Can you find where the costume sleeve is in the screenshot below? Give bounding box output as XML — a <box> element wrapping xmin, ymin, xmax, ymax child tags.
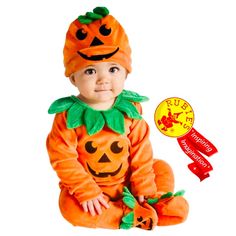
<box><xmin>128</xmin><ymin>103</ymin><xmax>157</xmax><ymax>198</ymax></box>
<box><xmin>46</xmin><ymin>112</ymin><xmax>102</xmax><ymax>203</ymax></box>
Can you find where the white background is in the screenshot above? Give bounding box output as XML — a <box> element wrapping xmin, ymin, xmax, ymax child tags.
<box><xmin>0</xmin><ymin>0</ymin><xmax>236</xmax><ymax>235</ymax></box>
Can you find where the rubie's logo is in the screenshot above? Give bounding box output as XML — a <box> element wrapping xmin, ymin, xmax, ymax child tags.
<box><xmin>154</xmin><ymin>97</ymin><xmax>218</xmax><ymax>181</ymax></box>
<box><xmin>154</xmin><ymin>97</ymin><xmax>194</xmax><ymax>138</ymax></box>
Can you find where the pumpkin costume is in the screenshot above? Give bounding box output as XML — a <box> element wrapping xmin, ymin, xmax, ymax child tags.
<box><xmin>46</xmin><ymin>7</ymin><xmax>189</xmax><ymax>230</ymax></box>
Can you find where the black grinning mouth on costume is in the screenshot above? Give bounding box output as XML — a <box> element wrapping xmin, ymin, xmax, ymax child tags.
<box><xmin>87</xmin><ymin>163</ymin><xmax>122</xmax><ymax>177</ymax></box>
<box><xmin>77</xmin><ymin>47</ymin><xmax>119</xmax><ymax>61</ymax></box>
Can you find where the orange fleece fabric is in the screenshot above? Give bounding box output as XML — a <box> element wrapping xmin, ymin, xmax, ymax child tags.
<box><xmin>47</xmin><ymin>103</ymin><xmax>157</xmax><ymax>203</ymax></box>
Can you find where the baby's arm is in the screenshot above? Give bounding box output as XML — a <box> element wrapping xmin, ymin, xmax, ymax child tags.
<box><xmin>47</xmin><ymin>112</ymin><xmax>102</xmax><ymax>204</ymax></box>
<box><xmin>128</xmin><ymin>103</ymin><xmax>157</xmax><ymax>199</ymax></box>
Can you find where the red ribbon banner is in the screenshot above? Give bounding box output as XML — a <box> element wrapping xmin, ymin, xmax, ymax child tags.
<box><xmin>177</xmin><ymin>128</ymin><xmax>218</xmax><ymax>181</ymax></box>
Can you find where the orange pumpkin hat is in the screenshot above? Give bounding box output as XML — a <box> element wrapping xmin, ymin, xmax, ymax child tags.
<box><xmin>63</xmin><ymin>6</ymin><xmax>132</xmax><ymax>77</ymax></box>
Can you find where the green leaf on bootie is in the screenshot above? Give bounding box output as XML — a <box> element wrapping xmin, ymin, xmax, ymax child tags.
<box><xmin>147</xmin><ymin>198</ymin><xmax>159</xmax><ymax>205</ymax></box>
<box><xmin>122</xmin><ymin>212</ymin><xmax>134</xmax><ymax>224</ymax></box>
<box><xmin>174</xmin><ymin>190</ymin><xmax>185</xmax><ymax>197</ymax></box>
<box><xmin>122</xmin><ymin>187</ymin><xmax>136</xmax><ymax>209</ymax></box>
<box><xmin>160</xmin><ymin>192</ymin><xmax>173</xmax><ymax>199</ymax></box>
<box><xmin>120</xmin><ymin>211</ymin><xmax>134</xmax><ymax>229</ymax></box>
<box><xmin>120</xmin><ymin>221</ymin><xmax>133</xmax><ymax>230</ymax></box>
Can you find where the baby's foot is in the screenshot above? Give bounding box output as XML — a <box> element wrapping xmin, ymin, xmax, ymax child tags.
<box><xmin>120</xmin><ymin>187</ymin><xmax>158</xmax><ymax>230</ymax></box>
<box><xmin>147</xmin><ymin>190</ymin><xmax>189</xmax><ymax>226</ymax></box>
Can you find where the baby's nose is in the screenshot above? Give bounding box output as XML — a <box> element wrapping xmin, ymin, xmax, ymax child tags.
<box><xmin>97</xmin><ymin>75</ymin><xmax>110</xmax><ymax>84</ymax></box>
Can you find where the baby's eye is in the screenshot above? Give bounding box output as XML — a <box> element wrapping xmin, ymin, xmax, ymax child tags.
<box><xmin>84</xmin><ymin>68</ymin><xmax>96</xmax><ymax>75</ymax></box>
<box><xmin>109</xmin><ymin>66</ymin><xmax>119</xmax><ymax>73</ymax></box>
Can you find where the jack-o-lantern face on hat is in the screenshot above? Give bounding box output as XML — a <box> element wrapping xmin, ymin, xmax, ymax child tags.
<box><xmin>75</xmin><ymin>21</ymin><xmax>120</xmax><ymax>61</ymax></box>
<box><xmin>63</xmin><ymin>8</ymin><xmax>132</xmax><ymax>77</ymax></box>
<box><xmin>83</xmin><ymin>137</ymin><xmax>129</xmax><ymax>180</ymax></box>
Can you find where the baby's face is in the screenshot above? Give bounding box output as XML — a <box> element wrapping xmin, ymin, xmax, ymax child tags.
<box><xmin>70</xmin><ymin>62</ymin><xmax>127</xmax><ymax>106</ymax></box>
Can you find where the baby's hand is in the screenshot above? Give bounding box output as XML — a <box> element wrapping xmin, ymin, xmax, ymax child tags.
<box><xmin>81</xmin><ymin>194</ymin><xmax>110</xmax><ymax>216</ymax></box>
<box><xmin>138</xmin><ymin>195</ymin><xmax>145</xmax><ymax>203</ymax></box>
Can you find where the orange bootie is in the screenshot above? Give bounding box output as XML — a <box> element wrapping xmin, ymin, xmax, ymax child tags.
<box><xmin>148</xmin><ymin>190</ymin><xmax>189</xmax><ymax>226</ymax></box>
<box><xmin>120</xmin><ymin>187</ymin><xmax>158</xmax><ymax>230</ymax></box>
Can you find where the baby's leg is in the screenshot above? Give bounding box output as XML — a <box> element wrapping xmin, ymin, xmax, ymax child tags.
<box><xmin>59</xmin><ymin>187</ymin><xmax>158</xmax><ymax>230</ymax></box>
<box><xmin>153</xmin><ymin>159</ymin><xmax>174</xmax><ymax>193</ymax></box>
<box><xmin>59</xmin><ymin>188</ymin><xmax>123</xmax><ymax>229</ymax></box>
<box><xmin>152</xmin><ymin>159</ymin><xmax>189</xmax><ymax>225</ymax></box>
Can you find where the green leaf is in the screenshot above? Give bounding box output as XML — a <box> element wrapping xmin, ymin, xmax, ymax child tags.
<box><xmin>67</xmin><ymin>103</ymin><xmax>85</xmax><ymax>128</ymax></box>
<box><xmin>116</xmin><ymin>100</ymin><xmax>142</xmax><ymax>119</ymax></box>
<box><xmin>121</xmin><ymin>90</ymin><xmax>149</xmax><ymax>103</ymax></box>
<box><xmin>122</xmin><ymin>187</ymin><xmax>136</xmax><ymax>209</ymax></box>
<box><xmin>77</xmin><ymin>15</ymin><xmax>93</xmax><ymax>24</ymax></box>
<box><xmin>147</xmin><ymin>198</ymin><xmax>159</xmax><ymax>205</ymax></box>
<box><xmin>84</xmin><ymin>109</ymin><xmax>105</xmax><ymax>135</ymax></box>
<box><xmin>174</xmin><ymin>190</ymin><xmax>185</xmax><ymax>197</ymax></box>
<box><xmin>123</xmin><ymin>196</ymin><xmax>136</xmax><ymax>209</ymax></box>
<box><xmin>93</xmin><ymin>6</ymin><xmax>109</xmax><ymax>16</ymax></box>
<box><xmin>86</xmin><ymin>12</ymin><xmax>103</xmax><ymax>20</ymax></box>
<box><xmin>123</xmin><ymin>187</ymin><xmax>133</xmax><ymax>195</ymax></box>
<box><xmin>120</xmin><ymin>222</ymin><xmax>133</xmax><ymax>230</ymax></box>
<box><xmin>48</xmin><ymin>97</ymin><xmax>74</xmax><ymax>114</ymax></box>
<box><xmin>160</xmin><ymin>192</ymin><xmax>173</xmax><ymax>199</ymax></box>
<box><xmin>122</xmin><ymin>212</ymin><xmax>134</xmax><ymax>224</ymax></box>
<box><xmin>103</xmin><ymin>109</ymin><xmax>125</xmax><ymax>134</ymax></box>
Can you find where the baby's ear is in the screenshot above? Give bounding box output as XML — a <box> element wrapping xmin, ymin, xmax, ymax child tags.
<box><xmin>125</xmin><ymin>70</ymin><xmax>128</xmax><ymax>79</ymax></box>
<box><xmin>69</xmin><ymin>74</ymin><xmax>76</xmax><ymax>86</ymax></box>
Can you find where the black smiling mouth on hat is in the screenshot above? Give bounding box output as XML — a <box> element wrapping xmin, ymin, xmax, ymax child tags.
<box><xmin>77</xmin><ymin>47</ymin><xmax>119</xmax><ymax>61</ymax></box>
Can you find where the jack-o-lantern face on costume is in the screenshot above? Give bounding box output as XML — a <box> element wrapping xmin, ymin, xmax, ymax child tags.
<box><xmin>83</xmin><ymin>137</ymin><xmax>129</xmax><ymax>180</ymax></box>
<box><xmin>136</xmin><ymin>216</ymin><xmax>153</xmax><ymax>230</ymax></box>
<box><xmin>63</xmin><ymin>9</ymin><xmax>131</xmax><ymax>77</ymax></box>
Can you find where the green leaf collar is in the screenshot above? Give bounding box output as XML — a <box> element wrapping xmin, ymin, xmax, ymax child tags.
<box><xmin>48</xmin><ymin>90</ymin><xmax>149</xmax><ymax>136</ymax></box>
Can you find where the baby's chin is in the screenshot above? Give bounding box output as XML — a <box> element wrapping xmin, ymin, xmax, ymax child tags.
<box><xmin>94</xmin><ymin>91</ymin><xmax>114</xmax><ymax>100</ymax></box>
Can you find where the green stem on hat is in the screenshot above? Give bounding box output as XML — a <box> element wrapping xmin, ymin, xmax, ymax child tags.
<box><xmin>78</xmin><ymin>6</ymin><xmax>109</xmax><ymax>24</ymax></box>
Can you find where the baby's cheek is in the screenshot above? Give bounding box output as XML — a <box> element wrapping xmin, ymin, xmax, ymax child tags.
<box><xmin>113</xmin><ymin>81</ymin><xmax>125</xmax><ymax>94</ymax></box>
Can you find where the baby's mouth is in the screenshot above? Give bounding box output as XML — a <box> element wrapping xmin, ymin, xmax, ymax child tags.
<box><xmin>95</xmin><ymin>89</ymin><xmax>112</xmax><ymax>92</ymax></box>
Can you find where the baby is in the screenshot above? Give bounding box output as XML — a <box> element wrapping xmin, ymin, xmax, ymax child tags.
<box><xmin>46</xmin><ymin>6</ymin><xmax>189</xmax><ymax>230</ymax></box>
